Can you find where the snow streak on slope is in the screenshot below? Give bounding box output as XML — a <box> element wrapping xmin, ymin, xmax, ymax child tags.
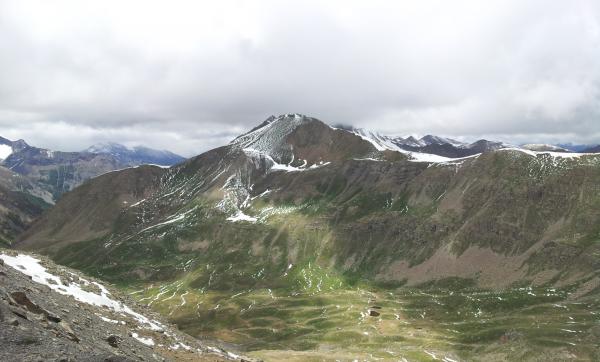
<box><xmin>230</xmin><ymin>113</ymin><xmax>313</xmax><ymax>163</ymax></box>
<box><xmin>0</xmin><ymin>253</ymin><xmax>164</xmax><ymax>331</ymax></box>
<box><xmin>499</xmin><ymin>148</ymin><xmax>593</xmax><ymax>159</ymax></box>
<box><xmin>227</xmin><ymin>211</ymin><xmax>257</xmax><ymax>223</ymax></box>
<box><xmin>351</xmin><ymin>128</ymin><xmax>401</xmax><ymax>152</ymax></box>
<box><xmin>242</xmin><ymin>148</ymin><xmax>330</xmax><ymax>173</ymax></box>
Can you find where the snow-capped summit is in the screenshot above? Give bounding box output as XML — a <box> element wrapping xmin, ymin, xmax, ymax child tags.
<box><xmin>85</xmin><ymin>142</ymin><xmax>130</xmax><ymax>155</ymax></box>
<box><xmin>230</xmin><ymin>114</ymin><xmax>317</xmax><ymax>163</ymax></box>
<box><xmin>419</xmin><ymin>135</ymin><xmax>467</xmax><ymax>148</ymax></box>
<box><xmin>401</xmin><ymin>136</ymin><xmax>426</xmax><ymax>148</ymax></box>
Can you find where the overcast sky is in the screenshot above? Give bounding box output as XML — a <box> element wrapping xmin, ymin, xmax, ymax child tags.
<box><xmin>1</xmin><ymin>0</ymin><xmax>600</xmax><ymax>156</ymax></box>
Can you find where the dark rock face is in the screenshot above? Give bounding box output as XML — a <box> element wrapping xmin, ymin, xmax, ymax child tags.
<box><xmin>368</xmin><ymin>310</ymin><xmax>380</xmax><ymax>317</ymax></box>
<box><xmin>9</xmin><ymin>291</ymin><xmax>46</xmax><ymax>315</ymax></box>
<box><xmin>0</xmin><ymin>167</ymin><xmax>51</xmax><ymax>247</ymax></box>
<box><xmin>106</xmin><ymin>335</ymin><xmax>120</xmax><ymax>348</ymax></box>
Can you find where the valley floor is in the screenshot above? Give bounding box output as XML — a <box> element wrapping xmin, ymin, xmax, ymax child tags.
<box><xmin>129</xmin><ymin>282</ymin><xmax>600</xmax><ymax>361</ymax></box>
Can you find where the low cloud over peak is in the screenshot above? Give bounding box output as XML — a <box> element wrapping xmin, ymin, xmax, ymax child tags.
<box><xmin>1</xmin><ymin>0</ymin><xmax>600</xmax><ymax>156</ymax></box>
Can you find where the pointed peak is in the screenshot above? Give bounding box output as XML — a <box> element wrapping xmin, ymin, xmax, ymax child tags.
<box><xmin>232</xmin><ymin>114</ymin><xmax>317</xmax><ymax>148</ymax></box>
<box><xmin>12</xmin><ymin>139</ymin><xmax>30</xmax><ymax>151</ymax></box>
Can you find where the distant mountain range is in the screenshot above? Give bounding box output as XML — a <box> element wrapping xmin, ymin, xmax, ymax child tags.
<box><xmin>0</xmin><ymin>137</ymin><xmax>185</xmax><ymax>200</ymax></box>
<box><xmin>583</xmin><ymin>145</ymin><xmax>600</xmax><ymax>153</ymax></box>
<box><xmin>351</xmin><ymin>128</ymin><xmax>509</xmax><ymax>160</ymax></box>
<box><xmin>84</xmin><ymin>142</ymin><xmax>185</xmax><ymax>166</ymax></box>
<box><xmin>0</xmin><ymin>137</ymin><xmax>184</xmax><ymax>246</ymax></box>
<box><xmin>351</xmin><ymin>129</ymin><xmax>600</xmax><ymax>159</ymax></box>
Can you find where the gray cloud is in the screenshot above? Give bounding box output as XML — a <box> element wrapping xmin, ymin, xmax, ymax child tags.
<box><xmin>1</xmin><ymin>0</ymin><xmax>600</xmax><ymax>156</ymax></box>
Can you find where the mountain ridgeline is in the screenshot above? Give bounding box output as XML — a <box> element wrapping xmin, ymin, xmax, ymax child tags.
<box><xmin>0</xmin><ymin>138</ymin><xmax>185</xmax><ymax>246</ymax></box>
<box><xmin>18</xmin><ymin>114</ymin><xmax>600</xmax><ymax>288</ymax></box>
<box><xmin>0</xmin><ymin>137</ymin><xmax>184</xmax><ymax>202</ymax></box>
<box><xmin>14</xmin><ymin>114</ymin><xmax>600</xmax><ymax>360</ymax></box>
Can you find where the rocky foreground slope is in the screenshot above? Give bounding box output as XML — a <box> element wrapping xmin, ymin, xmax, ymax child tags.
<box><xmin>0</xmin><ymin>249</ymin><xmax>250</xmax><ymax>361</ymax></box>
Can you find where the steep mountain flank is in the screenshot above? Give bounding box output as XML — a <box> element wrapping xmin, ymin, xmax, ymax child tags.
<box><xmin>0</xmin><ymin>166</ymin><xmax>53</xmax><ymax>246</ymax></box>
<box><xmin>18</xmin><ymin>165</ymin><xmax>167</xmax><ymax>251</ymax></box>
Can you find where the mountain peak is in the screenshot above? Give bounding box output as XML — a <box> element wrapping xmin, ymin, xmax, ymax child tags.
<box><xmin>230</xmin><ymin>114</ymin><xmax>317</xmax><ymax>153</ymax></box>
<box><xmin>233</xmin><ymin>114</ymin><xmax>313</xmax><ymax>142</ymax></box>
<box><xmin>420</xmin><ymin>135</ymin><xmax>466</xmax><ymax>147</ymax></box>
<box><xmin>0</xmin><ymin>137</ymin><xmax>30</xmax><ymax>160</ymax></box>
<box><xmin>231</xmin><ymin>114</ymin><xmax>377</xmax><ymax>166</ymax></box>
<box><xmin>84</xmin><ymin>142</ymin><xmax>185</xmax><ymax>166</ymax></box>
<box><xmin>85</xmin><ymin>142</ymin><xmax>130</xmax><ymax>154</ymax></box>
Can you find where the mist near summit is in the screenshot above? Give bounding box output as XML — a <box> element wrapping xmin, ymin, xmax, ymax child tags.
<box><xmin>1</xmin><ymin>0</ymin><xmax>599</xmax><ymax>154</ymax></box>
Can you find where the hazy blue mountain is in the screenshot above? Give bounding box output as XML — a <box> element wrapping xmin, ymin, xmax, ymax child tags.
<box><xmin>85</xmin><ymin>142</ymin><xmax>185</xmax><ymax>166</ymax></box>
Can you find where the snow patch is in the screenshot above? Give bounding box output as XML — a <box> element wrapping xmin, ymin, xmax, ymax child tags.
<box><xmin>129</xmin><ymin>198</ymin><xmax>146</xmax><ymax>207</ymax></box>
<box><xmin>243</xmin><ymin>147</ymin><xmax>330</xmax><ymax>172</ymax></box>
<box><xmin>132</xmin><ymin>332</ymin><xmax>155</xmax><ymax>346</ymax></box>
<box><xmin>0</xmin><ymin>144</ymin><xmax>12</xmax><ymax>160</ymax></box>
<box><xmin>0</xmin><ymin>253</ymin><xmax>165</xmax><ymax>331</ymax></box>
<box><xmin>226</xmin><ymin>211</ymin><xmax>257</xmax><ymax>223</ymax></box>
<box><xmin>499</xmin><ymin>148</ymin><xmax>592</xmax><ymax>159</ymax></box>
<box><xmin>139</xmin><ymin>206</ymin><xmax>197</xmax><ymax>233</ymax></box>
<box><xmin>98</xmin><ymin>315</ymin><xmax>125</xmax><ymax>325</ymax></box>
